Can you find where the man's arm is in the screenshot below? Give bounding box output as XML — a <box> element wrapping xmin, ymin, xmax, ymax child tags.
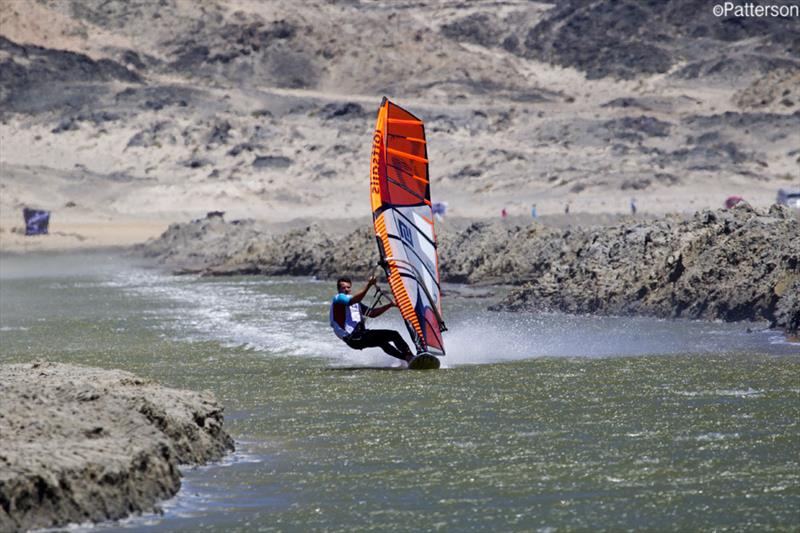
<box><xmin>349</xmin><ymin>275</ymin><xmax>376</xmax><ymax>305</ymax></box>
<box><xmin>365</xmin><ymin>302</ymin><xmax>395</xmax><ymax>318</ymax></box>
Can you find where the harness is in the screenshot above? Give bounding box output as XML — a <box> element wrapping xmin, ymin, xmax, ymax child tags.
<box><xmin>347</xmin><ymin>285</ymin><xmax>392</xmax><ymax>341</ymax></box>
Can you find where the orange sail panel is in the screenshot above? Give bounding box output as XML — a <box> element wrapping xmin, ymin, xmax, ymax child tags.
<box><xmin>370</xmin><ymin>98</ymin><xmax>446</xmax><ymax>356</ymax></box>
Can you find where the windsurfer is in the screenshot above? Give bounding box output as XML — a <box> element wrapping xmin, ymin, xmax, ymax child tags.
<box><xmin>330</xmin><ymin>275</ymin><xmax>414</xmax><ymax>362</ymax></box>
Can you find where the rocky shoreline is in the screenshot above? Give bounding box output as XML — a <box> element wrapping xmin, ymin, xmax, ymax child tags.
<box><xmin>137</xmin><ymin>204</ymin><xmax>799</xmax><ymax>335</ymax></box>
<box><xmin>0</xmin><ymin>362</ymin><xmax>234</xmax><ymax>532</ymax></box>
<box><xmin>489</xmin><ymin>205</ymin><xmax>800</xmax><ymax>333</ymax></box>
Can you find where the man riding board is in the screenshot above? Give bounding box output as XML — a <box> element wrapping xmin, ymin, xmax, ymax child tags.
<box><xmin>330</xmin><ymin>275</ymin><xmax>414</xmax><ymax>363</ymax></box>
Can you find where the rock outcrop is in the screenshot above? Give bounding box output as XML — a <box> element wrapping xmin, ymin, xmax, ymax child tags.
<box><xmin>522</xmin><ymin>0</ymin><xmax>800</xmax><ymax>81</ymax></box>
<box><xmin>0</xmin><ymin>362</ymin><xmax>235</xmax><ymax>532</ymax></box>
<box><xmin>491</xmin><ymin>204</ymin><xmax>800</xmax><ymax>333</ymax></box>
<box><xmin>136</xmin><ymin>205</ymin><xmax>800</xmax><ymax>333</ymax></box>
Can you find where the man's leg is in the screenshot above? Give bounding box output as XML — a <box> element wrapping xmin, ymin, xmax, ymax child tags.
<box><xmin>346</xmin><ymin>329</ymin><xmax>411</xmax><ymax>361</ymax></box>
<box><xmin>382</xmin><ymin>329</ymin><xmax>413</xmax><ymax>358</ymax></box>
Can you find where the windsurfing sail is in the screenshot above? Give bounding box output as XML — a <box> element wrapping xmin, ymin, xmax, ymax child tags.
<box><xmin>370</xmin><ymin>97</ymin><xmax>446</xmax><ymax>356</ymax></box>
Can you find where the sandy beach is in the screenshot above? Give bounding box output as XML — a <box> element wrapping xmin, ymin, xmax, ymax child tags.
<box><xmin>2</xmin><ymin>0</ymin><xmax>798</xmax><ymax>255</ymax></box>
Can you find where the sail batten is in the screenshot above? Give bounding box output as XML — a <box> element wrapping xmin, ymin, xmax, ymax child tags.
<box><xmin>386</xmin><ymin>163</ymin><xmax>429</xmax><ymax>184</ymax></box>
<box><xmin>370</xmin><ymin>98</ymin><xmax>446</xmax><ymax>356</ymax></box>
<box><xmin>384</xmin><ymin>177</ymin><xmax>428</xmax><ymax>204</ymax></box>
<box><xmin>387</xmin><ymin>147</ymin><xmax>429</xmax><ymax>163</ymax></box>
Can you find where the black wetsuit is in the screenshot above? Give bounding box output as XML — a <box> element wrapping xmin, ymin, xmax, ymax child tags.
<box><xmin>344</xmin><ymin>328</ymin><xmax>412</xmax><ymax>361</ymax></box>
<box><xmin>331</xmin><ymin>293</ymin><xmax>412</xmax><ymax>360</ymax></box>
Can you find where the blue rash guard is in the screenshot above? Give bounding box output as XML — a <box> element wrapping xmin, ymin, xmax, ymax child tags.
<box><xmin>330</xmin><ymin>293</ymin><xmax>367</xmax><ymax>340</ymax></box>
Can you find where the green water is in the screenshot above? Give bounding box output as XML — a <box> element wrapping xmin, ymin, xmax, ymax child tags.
<box><xmin>1</xmin><ymin>252</ymin><xmax>798</xmax><ymax>532</ymax></box>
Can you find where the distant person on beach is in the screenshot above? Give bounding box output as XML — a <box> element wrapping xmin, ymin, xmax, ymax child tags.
<box><xmin>724</xmin><ymin>195</ymin><xmax>744</xmax><ymax>209</ymax></box>
<box><xmin>531</xmin><ymin>204</ymin><xmax>538</xmax><ymax>219</ymax></box>
<box><xmin>330</xmin><ymin>275</ymin><xmax>413</xmax><ymax>362</ymax></box>
<box><xmin>501</xmin><ymin>208</ymin><xmax>508</xmax><ymax>219</ymax></box>
<box><xmin>564</xmin><ymin>203</ymin><xmax>570</xmax><ymax>215</ymax></box>
<box><xmin>630</xmin><ymin>198</ymin><xmax>637</xmax><ymax>215</ymax></box>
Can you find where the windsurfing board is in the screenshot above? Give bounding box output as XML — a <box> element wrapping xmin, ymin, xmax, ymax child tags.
<box><xmin>408</xmin><ymin>353</ymin><xmax>441</xmax><ymax>370</ymax></box>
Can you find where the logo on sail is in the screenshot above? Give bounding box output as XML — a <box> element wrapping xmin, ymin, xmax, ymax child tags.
<box><xmin>398</xmin><ymin>220</ymin><xmax>414</xmax><ymax>246</ymax></box>
<box><xmin>370</xmin><ymin>131</ymin><xmax>382</xmax><ymax>194</ymax></box>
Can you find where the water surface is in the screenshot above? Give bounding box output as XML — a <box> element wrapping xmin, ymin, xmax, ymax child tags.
<box><xmin>1</xmin><ymin>252</ymin><xmax>798</xmax><ymax>532</ymax></box>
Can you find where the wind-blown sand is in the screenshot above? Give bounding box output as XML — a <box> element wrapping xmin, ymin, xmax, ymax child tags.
<box><xmin>0</xmin><ymin>362</ymin><xmax>234</xmax><ymax>532</ymax></box>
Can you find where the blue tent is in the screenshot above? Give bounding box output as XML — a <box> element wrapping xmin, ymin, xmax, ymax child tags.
<box><xmin>23</xmin><ymin>208</ymin><xmax>50</xmax><ymax>235</ymax></box>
